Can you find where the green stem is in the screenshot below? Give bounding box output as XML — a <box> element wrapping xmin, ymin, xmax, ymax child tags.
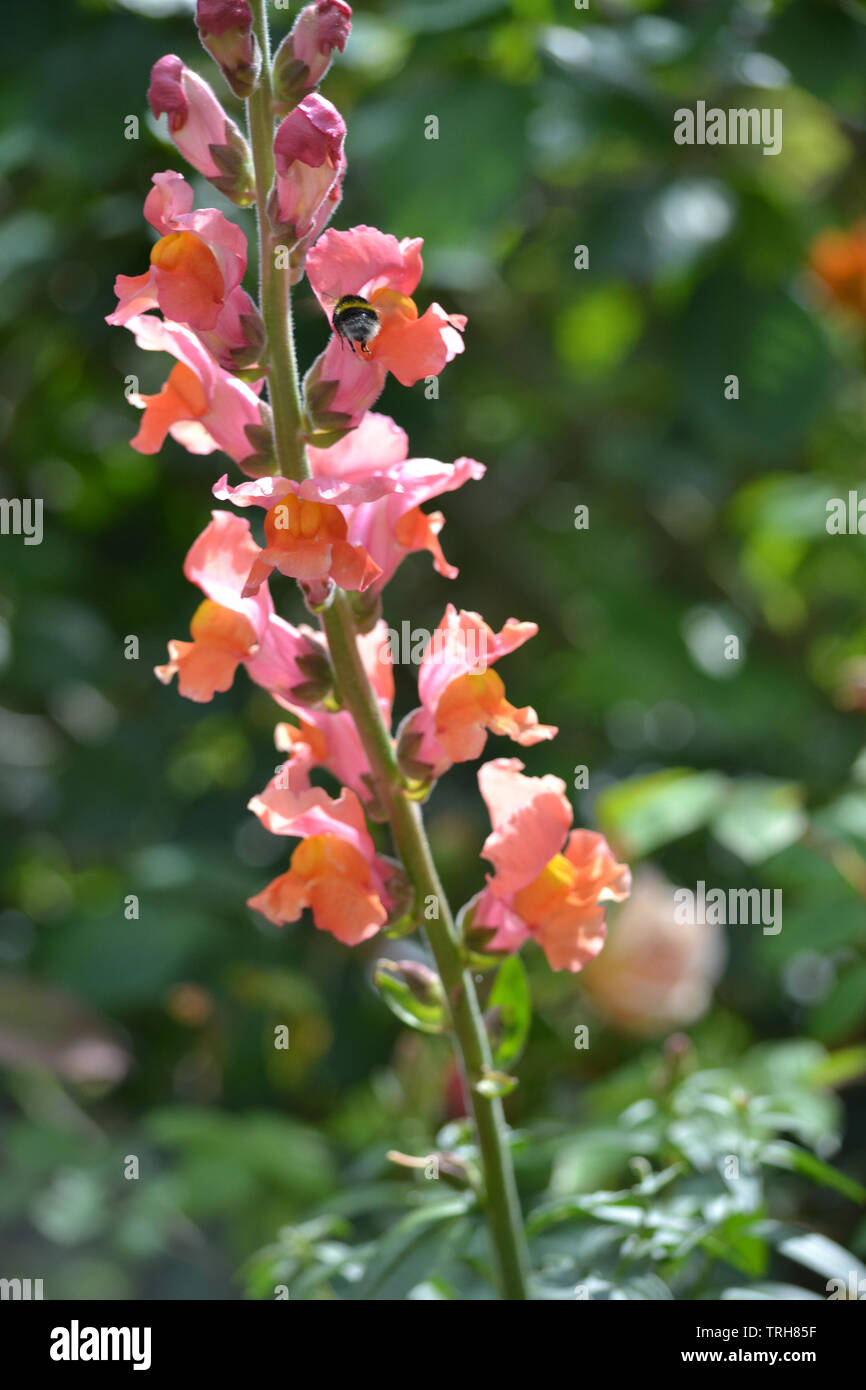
<box><xmin>247</xmin><ymin>0</ymin><xmax>307</xmax><ymax>483</ymax></box>
<box><xmin>322</xmin><ymin>592</ymin><xmax>531</xmax><ymax>1299</ymax></box>
<box><xmin>243</xmin><ymin>1</ymin><xmax>530</xmax><ymax>1300</ymax></box>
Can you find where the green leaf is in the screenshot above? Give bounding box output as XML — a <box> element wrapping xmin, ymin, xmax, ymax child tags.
<box><xmin>700</xmin><ymin>1211</ymin><xmax>768</xmax><ymax>1278</ymax></box>
<box><xmin>809</xmin><ymin>962</ymin><xmax>866</xmax><ymax>1045</ymax></box>
<box><xmin>711</xmin><ymin>779</ymin><xmax>807</xmax><ymax>864</ymax></box>
<box><xmin>487</xmin><ymin>956</ymin><xmax>531</xmax><ymax>1069</ymax></box>
<box><xmin>720</xmin><ymin>1283</ymin><xmax>823</xmax><ymax>1301</ymax></box>
<box><xmin>406</xmin><ymin>1277</ymin><xmax>458</xmax><ymax>1300</ymax></box>
<box><xmin>809</xmin><ymin>1045</ymin><xmax>866</xmax><ymax>1089</ymax></box>
<box><xmin>527</xmin><ymin>1195</ymin><xmax>645</xmax><ymax>1237</ymax></box>
<box><xmin>761</xmin><ymin>1222</ymin><xmax>866</xmax><ymax>1284</ymax></box>
<box><xmin>353</xmin><ymin>1196</ymin><xmax>475</xmax><ymax>1301</ymax></box>
<box><xmin>762</xmin><ymin>1141</ymin><xmax>866</xmax><ymax>1205</ymax></box>
<box><xmin>596</xmin><ymin>768</ymin><xmax>728</xmax><ymax>857</ymax></box>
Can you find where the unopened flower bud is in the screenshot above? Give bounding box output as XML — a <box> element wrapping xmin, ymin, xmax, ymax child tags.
<box><xmin>196</xmin><ymin>0</ymin><xmax>261</xmax><ymax>99</ymax></box>
<box><xmin>386</xmin><ymin>1148</ymin><xmax>477</xmax><ymax>1191</ymax></box>
<box><xmin>374</xmin><ymin>959</ymin><xmax>445</xmax><ymax>1032</ymax></box>
<box><xmin>269</xmin><ymin>95</ymin><xmax>346</xmax><ymax>246</ymax></box>
<box><xmin>148</xmin><ymin>56</ymin><xmax>255</xmax><ymax>207</ymax></box>
<box><xmin>273</xmin><ymin>0</ymin><xmax>352</xmax><ymax>112</ymax></box>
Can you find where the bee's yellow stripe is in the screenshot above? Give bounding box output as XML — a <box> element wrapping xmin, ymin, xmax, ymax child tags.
<box><xmin>335</xmin><ymin>297</ymin><xmax>373</xmax><ymax>312</ymax></box>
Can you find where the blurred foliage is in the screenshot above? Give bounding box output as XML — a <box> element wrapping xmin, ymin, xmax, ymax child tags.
<box><xmin>2</xmin><ymin>0</ymin><xmax>866</xmax><ymax>1298</ymax></box>
<box><xmin>244</xmin><ymin>1038</ymin><xmax>866</xmax><ymax>1299</ymax></box>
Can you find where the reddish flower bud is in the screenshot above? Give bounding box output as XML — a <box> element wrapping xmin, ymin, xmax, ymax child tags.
<box><xmin>196</xmin><ymin>0</ymin><xmax>261</xmax><ymax>99</ymax></box>
<box><xmin>148</xmin><ymin>56</ymin><xmax>255</xmax><ymax>207</ymax></box>
<box><xmin>269</xmin><ymin>95</ymin><xmax>346</xmax><ymax>246</ymax></box>
<box><xmin>273</xmin><ymin>0</ymin><xmax>352</xmax><ymax>112</ymax></box>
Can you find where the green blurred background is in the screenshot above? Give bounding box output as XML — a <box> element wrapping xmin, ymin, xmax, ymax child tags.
<box><xmin>3</xmin><ymin>0</ymin><xmax>866</xmax><ymax>1299</ymax></box>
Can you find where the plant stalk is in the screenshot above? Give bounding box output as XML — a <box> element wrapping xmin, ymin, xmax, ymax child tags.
<box><xmin>244</xmin><ymin>0</ymin><xmax>531</xmax><ymax>1299</ymax></box>
<box><xmin>321</xmin><ymin>591</ymin><xmax>531</xmax><ymax>1299</ymax></box>
<box><xmin>247</xmin><ymin>0</ymin><xmax>306</xmax><ymax>483</ymax></box>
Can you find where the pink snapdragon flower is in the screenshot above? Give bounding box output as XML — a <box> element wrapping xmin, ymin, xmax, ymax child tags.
<box><xmin>472</xmin><ymin>759</ymin><xmax>631</xmax><ymax>973</ymax></box>
<box><xmin>398</xmin><ymin>607</ymin><xmax>557</xmax><ymax>779</ymax></box>
<box><xmin>155</xmin><ymin>511</ymin><xmax>270</xmax><ymax>702</ymax></box>
<box><xmin>270</xmin><ymin>95</ymin><xmax>346</xmax><ymax>246</ymax></box>
<box><xmin>195</xmin><ymin>1</ymin><xmax>260</xmax><ymax>98</ymax></box>
<box><xmin>247</xmin><ymin>784</ymin><xmax>392</xmax><ymax>944</ymax></box>
<box><xmin>343</xmin><ymin>455</ymin><xmax>485</xmax><ymax>593</ymax></box>
<box><xmin>122</xmin><ymin>315</ymin><xmax>266</xmax><ymax>472</ymax></box>
<box><xmin>214</xmin><ymin>411</ymin><xmax>485</xmax><ymax>591</ymax></box>
<box><xmin>108</xmin><ymin>172</ymin><xmax>248</xmax><ymax>336</ymax></box>
<box><xmin>149</xmin><ymin>56</ymin><xmax>254</xmax><ymax>204</ymax></box>
<box><xmin>273</xmin><ymin>0</ymin><xmax>352</xmax><ymax>109</ymax></box>
<box><xmin>155</xmin><ymin>511</ymin><xmax>325</xmax><ymax>703</ymax></box>
<box><xmin>210</xmin><ymin>475</ymin><xmax>381</xmax><ymax>596</ymax></box>
<box><xmin>304</xmin><ymin>226</ymin><xmax>466</xmax><ymax>426</ymax></box>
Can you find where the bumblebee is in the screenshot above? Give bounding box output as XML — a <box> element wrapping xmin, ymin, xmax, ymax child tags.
<box><xmin>331</xmin><ymin>295</ymin><xmax>380</xmax><ymax>357</ymax></box>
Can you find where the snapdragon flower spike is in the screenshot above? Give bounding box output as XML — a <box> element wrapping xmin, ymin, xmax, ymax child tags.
<box><xmin>471</xmin><ymin>759</ymin><xmax>631</xmax><ymax>974</ymax></box>
<box><xmin>148</xmin><ymin>56</ymin><xmax>255</xmax><ymax>205</ymax></box>
<box><xmin>304</xmin><ymin>226</ymin><xmax>466</xmax><ymax>430</ymax></box>
<box><xmin>195</xmin><ymin>0</ymin><xmax>260</xmax><ymax>99</ymax></box>
<box><xmin>109</xmin><ymin>172</ymin><xmax>250</xmax><ymax>341</ymax></box>
<box><xmin>247</xmin><ymin>784</ymin><xmax>392</xmax><ymax>945</ymax></box>
<box><xmin>270</xmin><ymin>95</ymin><xmax>346</xmax><ymax>249</ymax></box>
<box><xmin>273</xmin><ymin>0</ymin><xmax>352</xmax><ymax>112</ymax></box>
<box><xmin>155</xmin><ymin>511</ymin><xmax>325</xmax><ymax>704</ymax></box>
<box><xmin>270</xmin><ymin>620</ymin><xmax>393</xmax><ymax>806</ymax></box>
<box><xmin>398</xmin><ymin>607</ymin><xmax>557</xmax><ymax>780</ymax></box>
<box><xmin>122</xmin><ymin>315</ymin><xmax>268</xmax><ymax>473</ymax></box>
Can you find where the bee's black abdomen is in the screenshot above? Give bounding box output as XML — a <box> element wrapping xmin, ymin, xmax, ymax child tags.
<box><xmin>332</xmin><ymin>295</ymin><xmax>381</xmax><ymax>354</ymax></box>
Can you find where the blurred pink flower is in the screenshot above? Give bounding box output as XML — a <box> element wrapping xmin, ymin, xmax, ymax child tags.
<box><xmin>580</xmin><ymin>868</ymin><xmax>726</xmax><ymax>1036</ymax></box>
